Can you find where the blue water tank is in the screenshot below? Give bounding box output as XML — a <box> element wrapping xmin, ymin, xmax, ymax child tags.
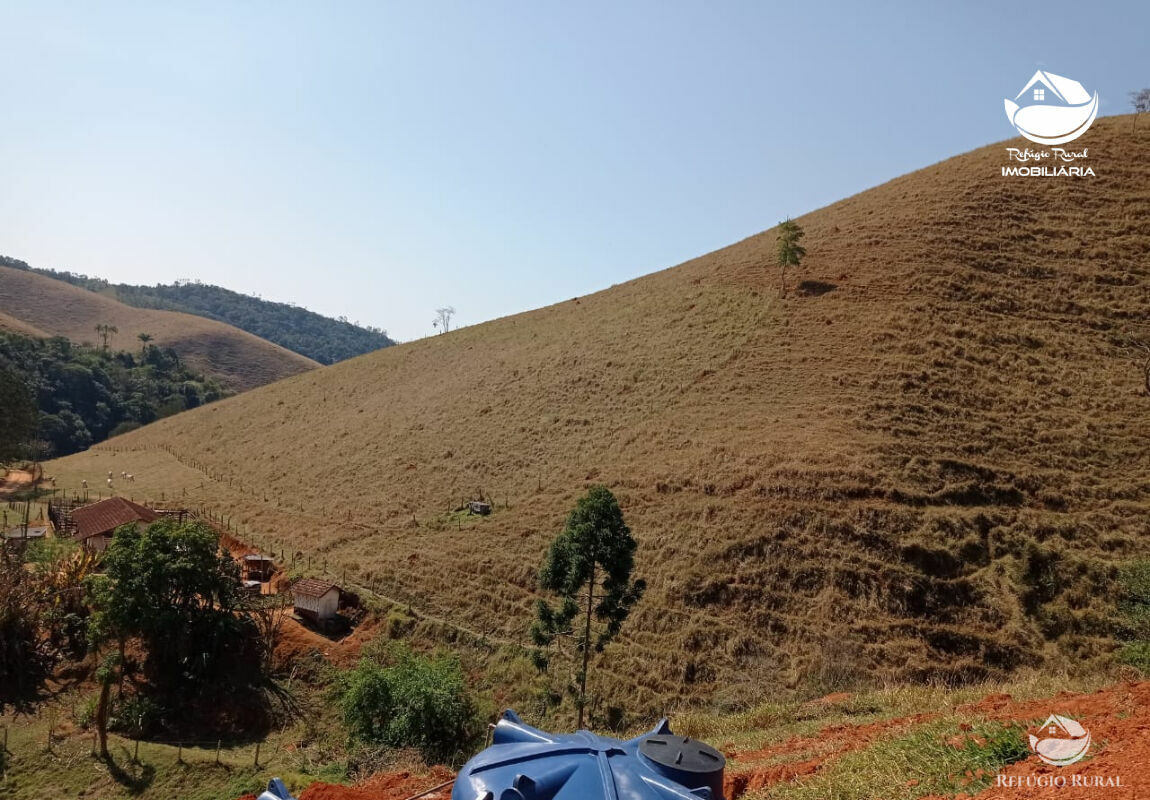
<box><xmin>452</xmin><ymin>710</ymin><xmax>726</xmax><ymax>800</ymax></box>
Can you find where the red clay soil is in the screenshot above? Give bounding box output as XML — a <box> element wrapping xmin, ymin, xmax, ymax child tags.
<box><xmin>724</xmin><ymin>712</ymin><xmax>940</xmax><ymax>799</ymax></box>
<box><xmin>298</xmin><ymin>766</ymin><xmax>454</xmax><ymax>800</ymax></box>
<box><xmin>928</xmin><ymin>681</ymin><xmax>1150</xmax><ymax>800</ymax></box>
<box><xmin>273</xmin><ymin>614</ymin><xmax>380</xmax><ymax>668</ymax></box>
<box><xmin>724</xmin><ymin>758</ymin><xmax>824</xmax><ymax>798</ymax></box>
<box><xmin>724</xmin><ymin>682</ymin><xmax>1150</xmax><ymax>800</ymax></box>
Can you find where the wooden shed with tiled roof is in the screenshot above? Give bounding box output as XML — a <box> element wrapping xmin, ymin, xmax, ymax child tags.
<box><xmin>72</xmin><ymin>497</ymin><xmax>159</xmax><ymax>551</ymax></box>
<box><xmin>292</xmin><ymin>577</ymin><xmax>340</xmax><ymax>622</ymax></box>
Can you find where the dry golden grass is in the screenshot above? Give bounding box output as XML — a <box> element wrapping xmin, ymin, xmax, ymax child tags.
<box><xmin>0</xmin><ymin>266</ymin><xmax>317</xmax><ymax>390</ymax></box>
<box><xmin>0</xmin><ymin>309</ymin><xmax>50</xmax><ymax>337</ymax></box>
<box><xmin>46</xmin><ymin>116</ymin><xmax>1150</xmax><ymax>714</ymax></box>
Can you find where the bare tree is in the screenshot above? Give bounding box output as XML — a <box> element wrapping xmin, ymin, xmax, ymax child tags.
<box><xmin>433</xmin><ymin>306</ymin><xmax>456</xmax><ymax>334</ymax></box>
<box><xmin>248</xmin><ymin>591</ymin><xmax>292</xmax><ymax>672</ymax></box>
<box><xmin>1131</xmin><ymin>88</ymin><xmax>1150</xmax><ymax>132</ymax></box>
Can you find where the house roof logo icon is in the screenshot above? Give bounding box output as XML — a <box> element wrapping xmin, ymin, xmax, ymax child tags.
<box><xmin>1004</xmin><ymin>70</ymin><xmax>1099</xmax><ymax>145</ymax></box>
<box><xmin>1028</xmin><ymin>713</ymin><xmax>1092</xmax><ymax>766</ymax></box>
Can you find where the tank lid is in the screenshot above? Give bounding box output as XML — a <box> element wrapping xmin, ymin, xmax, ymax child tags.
<box><xmin>639</xmin><ymin>735</ymin><xmax>725</xmax><ymax>774</ymax></box>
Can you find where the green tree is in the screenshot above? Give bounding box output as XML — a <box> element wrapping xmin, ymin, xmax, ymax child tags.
<box><xmin>531</xmin><ymin>486</ymin><xmax>646</xmax><ymax>729</ymax></box>
<box><xmin>340</xmin><ymin>642</ymin><xmax>478</xmax><ymax>761</ymax></box>
<box><xmin>89</xmin><ymin>519</ymin><xmax>246</xmax><ymax>693</ymax></box>
<box><xmin>0</xmin><ymin>364</ymin><xmax>36</xmax><ymax>465</ymax></box>
<box><xmin>775</xmin><ymin>218</ymin><xmax>807</xmax><ymax>297</ymax></box>
<box><xmin>137</xmin><ymin>331</ymin><xmax>154</xmax><ymax>352</ymax></box>
<box><xmin>0</xmin><ymin>331</ymin><xmax>229</xmax><ymax>457</ymax></box>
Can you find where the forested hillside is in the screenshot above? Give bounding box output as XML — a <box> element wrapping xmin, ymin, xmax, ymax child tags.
<box><xmin>0</xmin><ymin>264</ymin><xmax>317</xmax><ymax>391</ymax></box>
<box><xmin>0</xmin><ymin>331</ymin><xmax>228</xmax><ymax>458</ymax></box>
<box><xmin>0</xmin><ymin>256</ymin><xmax>393</xmax><ymax>364</ymax></box>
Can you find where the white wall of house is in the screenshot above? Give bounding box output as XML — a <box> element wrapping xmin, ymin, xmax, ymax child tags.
<box><xmin>81</xmin><ymin>520</ymin><xmax>150</xmax><ymax>552</ymax></box>
<box><xmin>295</xmin><ymin>589</ymin><xmax>339</xmax><ymax>620</ymax></box>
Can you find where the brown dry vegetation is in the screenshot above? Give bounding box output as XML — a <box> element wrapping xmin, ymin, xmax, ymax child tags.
<box><xmin>0</xmin><ymin>309</ymin><xmax>51</xmax><ymax>337</ymax></box>
<box><xmin>45</xmin><ymin>116</ymin><xmax>1150</xmax><ymax>715</ymax></box>
<box><xmin>0</xmin><ymin>265</ymin><xmax>317</xmax><ymax>390</ymax></box>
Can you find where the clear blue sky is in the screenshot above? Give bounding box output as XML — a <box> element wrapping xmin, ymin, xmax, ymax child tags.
<box><xmin>1</xmin><ymin>1</ymin><xmax>1145</xmax><ymax>341</ymax></box>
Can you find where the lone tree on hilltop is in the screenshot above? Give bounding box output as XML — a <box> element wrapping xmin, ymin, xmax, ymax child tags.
<box><xmin>433</xmin><ymin>306</ymin><xmax>455</xmax><ymax>334</ymax></box>
<box><xmin>775</xmin><ymin>218</ymin><xmax>806</xmax><ymax>297</ymax></box>
<box><xmin>1132</xmin><ymin>89</ymin><xmax>1150</xmax><ymax>132</ymax></box>
<box><xmin>531</xmin><ymin>486</ymin><xmax>646</xmax><ymax>729</ymax></box>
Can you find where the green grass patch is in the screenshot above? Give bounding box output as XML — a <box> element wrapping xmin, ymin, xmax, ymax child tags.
<box><xmin>747</xmin><ymin>718</ymin><xmax>1030</xmax><ymax>800</ymax></box>
<box><xmin>23</xmin><ymin>533</ymin><xmax>80</xmax><ymax>565</ymax></box>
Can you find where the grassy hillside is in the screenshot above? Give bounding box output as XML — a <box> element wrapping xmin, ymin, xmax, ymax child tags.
<box><xmin>0</xmin><ymin>257</ymin><xmax>395</xmax><ymax>364</ymax></box>
<box><xmin>0</xmin><ymin>266</ymin><xmax>318</xmax><ymax>391</ymax></box>
<box><xmin>47</xmin><ymin>116</ymin><xmax>1150</xmax><ymax>714</ymax></box>
<box><xmin>0</xmin><ymin>310</ymin><xmax>51</xmax><ymax>338</ymax></box>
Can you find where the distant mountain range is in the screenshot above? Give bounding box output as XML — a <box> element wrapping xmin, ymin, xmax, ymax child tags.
<box><xmin>0</xmin><ymin>255</ymin><xmax>394</xmax><ymax>365</ymax></box>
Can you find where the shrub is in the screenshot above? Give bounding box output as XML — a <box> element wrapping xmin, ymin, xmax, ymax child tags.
<box><xmin>1117</xmin><ymin>642</ymin><xmax>1150</xmax><ymax>675</ymax></box>
<box><xmin>110</xmin><ymin>694</ymin><xmax>163</xmax><ymax>737</ymax></box>
<box><xmin>340</xmin><ymin>643</ymin><xmax>479</xmax><ymax>762</ymax></box>
<box><xmin>1111</xmin><ymin>560</ymin><xmax>1150</xmax><ymax>675</ymax></box>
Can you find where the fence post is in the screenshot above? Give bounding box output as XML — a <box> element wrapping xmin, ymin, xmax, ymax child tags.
<box><xmin>216</xmin><ymin>740</ymin><xmax>221</xmax><ymax>764</ymax></box>
<box><xmin>134</xmin><ymin>737</ymin><xmax>140</xmax><ymax>763</ymax></box>
<box><xmin>254</xmin><ymin>741</ymin><xmax>261</xmax><ymax>767</ymax></box>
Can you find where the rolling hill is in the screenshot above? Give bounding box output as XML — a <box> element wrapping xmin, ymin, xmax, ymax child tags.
<box><xmin>1</xmin><ymin>256</ymin><xmax>395</xmax><ymax>364</ymax></box>
<box><xmin>0</xmin><ymin>265</ymin><xmax>318</xmax><ymax>391</ymax></box>
<box><xmin>46</xmin><ymin>116</ymin><xmax>1150</xmax><ymax>713</ymax></box>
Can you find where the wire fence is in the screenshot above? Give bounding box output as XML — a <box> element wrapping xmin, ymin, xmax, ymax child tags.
<box><xmin>1</xmin><ymin>722</ymin><xmax>275</xmax><ymax>769</ymax></box>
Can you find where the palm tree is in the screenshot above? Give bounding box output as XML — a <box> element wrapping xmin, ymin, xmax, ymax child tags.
<box><xmin>137</xmin><ymin>332</ymin><xmax>154</xmax><ymax>353</ymax></box>
<box><xmin>94</xmin><ymin>324</ymin><xmax>118</xmax><ymax>352</ymax></box>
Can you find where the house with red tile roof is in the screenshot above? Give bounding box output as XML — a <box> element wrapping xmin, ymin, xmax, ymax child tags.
<box><xmin>72</xmin><ymin>497</ymin><xmax>159</xmax><ymax>551</ymax></box>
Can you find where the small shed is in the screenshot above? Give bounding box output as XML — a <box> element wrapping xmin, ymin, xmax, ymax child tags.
<box><xmin>72</xmin><ymin>497</ymin><xmax>158</xmax><ymax>552</ymax></box>
<box><xmin>293</xmin><ymin>578</ymin><xmax>340</xmax><ymax>622</ymax></box>
<box><xmin>242</xmin><ymin>554</ymin><xmax>276</xmax><ymax>582</ymax></box>
<box><xmin>3</xmin><ymin>524</ymin><xmax>49</xmax><ymax>540</ymax></box>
